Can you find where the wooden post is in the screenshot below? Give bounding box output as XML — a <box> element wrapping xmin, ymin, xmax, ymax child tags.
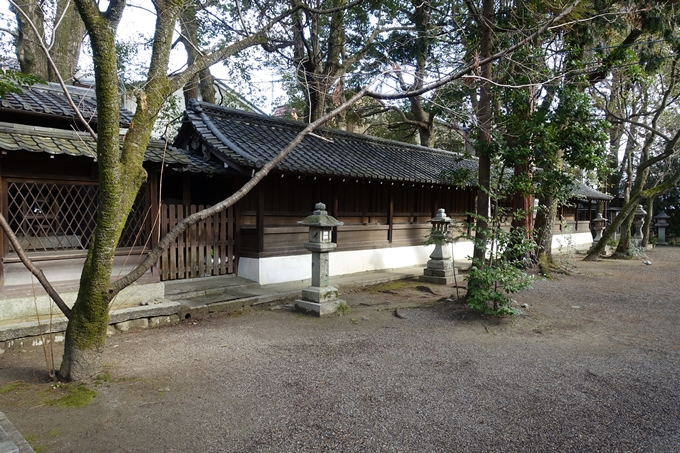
<box><xmin>149</xmin><ymin>170</ymin><xmax>160</xmax><ymax>249</ymax></box>
<box><xmin>182</xmin><ymin>174</ymin><xmax>191</xmax><ymax>205</ymax></box>
<box><xmin>256</xmin><ymin>184</ymin><xmax>264</xmax><ymax>254</ymax></box>
<box><xmin>0</xmin><ymin>167</ymin><xmax>4</xmax><ymax>286</ymax></box>
<box><xmin>574</xmin><ymin>204</ymin><xmax>579</xmax><ymax>231</ymax></box>
<box><xmin>332</xmin><ymin>179</ymin><xmax>339</xmax><ymax>244</ymax></box>
<box><xmin>388</xmin><ymin>185</ymin><xmax>394</xmax><ymax>243</ymax></box>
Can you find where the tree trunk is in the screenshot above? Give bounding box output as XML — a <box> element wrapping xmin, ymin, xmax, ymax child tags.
<box><xmin>640</xmin><ymin>196</ymin><xmax>654</xmax><ymax>247</ymax></box>
<box><xmin>534</xmin><ymin>193</ymin><xmax>557</xmax><ymax>265</ymax></box>
<box><xmin>13</xmin><ymin>0</ymin><xmax>84</xmax><ymax>82</ymax></box>
<box><xmin>614</xmin><ymin>208</ymin><xmax>635</xmax><ymax>256</ymax></box>
<box><xmin>472</xmin><ymin>0</ymin><xmax>493</xmax><ymax>266</ymax></box>
<box><xmin>49</xmin><ymin>0</ymin><xmax>85</xmax><ymax>82</ymax></box>
<box><xmin>12</xmin><ymin>0</ymin><xmax>49</xmax><ymax>80</ymax></box>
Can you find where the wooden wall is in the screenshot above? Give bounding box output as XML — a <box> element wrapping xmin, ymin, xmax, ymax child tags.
<box><xmin>237</xmin><ymin>176</ymin><xmax>475</xmax><ymax>258</ymax></box>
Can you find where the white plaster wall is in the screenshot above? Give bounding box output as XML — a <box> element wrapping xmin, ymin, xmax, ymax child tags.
<box><xmin>238</xmin><ymin>241</ymin><xmax>477</xmax><ymax>285</ymax></box>
<box><xmin>238</xmin><ymin>232</ymin><xmax>586</xmax><ymax>285</ymax></box>
<box><xmin>238</xmin><ymin>255</ymin><xmax>312</xmax><ymax>285</ymax></box>
<box><xmin>552</xmin><ymin>231</ymin><xmax>593</xmax><ymax>249</ymax></box>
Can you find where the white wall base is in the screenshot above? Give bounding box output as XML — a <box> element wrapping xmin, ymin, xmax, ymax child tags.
<box><xmin>552</xmin><ymin>231</ymin><xmax>593</xmax><ymax>250</ymax></box>
<box><xmin>238</xmin><ymin>242</ymin><xmax>476</xmax><ymax>285</ymax></box>
<box><xmin>238</xmin><ymin>232</ymin><xmax>587</xmax><ymax>285</ymax></box>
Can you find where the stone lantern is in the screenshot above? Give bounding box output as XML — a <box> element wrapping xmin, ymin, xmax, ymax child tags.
<box><xmin>590</xmin><ymin>213</ymin><xmax>607</xmax><ymax>246</ymax></box>
<box><xmin>294</xmin><ymin>202</ymin><xmax>345</xmax><ymax>316</ymax></box>
<box><xmin>633</xmin><ymin>204</ymin><xmax>647</xmax><ymax>240</ymax></box>
<box><xmin>419</xmin><ymin>208</ymin><xmax>457</xmax><ymax>285</ymax></box>
<box><xmin>654</xmin><ymin>211</ymin><xmax>670</xmax><ymax>245</ymax></box>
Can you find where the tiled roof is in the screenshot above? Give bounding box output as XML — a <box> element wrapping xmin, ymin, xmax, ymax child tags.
<box><xmin>0</xmin><ymin>83</ymin><xmax>134</xmax><ymax>127</ymax></box>
<box><xmin>571</xmin><ymin>181</ymin><xmax>613</xmax><ymax>201</ymax></box>
<box><xmin>179</xmin><ymin>100</ymin><xmax>479</xmax><ymax>185</ymax></box>
<box><xmin>0</xmin><ymin>122</ymin><xmax>190</xmax><ymax>165</ymax></box>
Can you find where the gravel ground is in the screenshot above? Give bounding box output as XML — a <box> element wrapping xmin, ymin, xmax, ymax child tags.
<box><xmin>1</xmin><ymin>247</ymin><xmax>679</xmax><ymax>452</ymax></box>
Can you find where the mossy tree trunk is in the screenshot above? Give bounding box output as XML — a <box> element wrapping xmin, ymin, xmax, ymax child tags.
<box><xmin>59</xmin><ymin>0</ymin><xmax>270</xmax><ymax>381</ymax></box>
<box><xmin>534</xmin><ymin>193</ymin><xmax>557</xmax><ymax>267</ymax></box>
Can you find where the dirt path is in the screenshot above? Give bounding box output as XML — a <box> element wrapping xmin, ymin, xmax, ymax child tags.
<box><xmin>1</xmin><ymin>248</ymin><xmax>679</xmax><ymax>452</ymax></box>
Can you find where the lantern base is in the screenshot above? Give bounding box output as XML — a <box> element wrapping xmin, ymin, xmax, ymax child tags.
<box><xmin>294</xmin><ymin>299</ymin><xmax>345</xmax><ymax>317</ymax></box>
<box><xmin>419</xmin><ymin>275</ymin><xmax>458</xmax><ymax>285</ymax></box>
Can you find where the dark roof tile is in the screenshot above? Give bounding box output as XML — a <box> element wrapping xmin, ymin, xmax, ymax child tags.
<box><xmin>0</xmin><ymin>122</ymin><xmax>189</xmax><ymax>165</ymax></box>
<box><xmin>0</xmin><ymin>83</ymin><xmax>134</xmax><ymax>127</ymax></box>
<box><xmin>178</xmin><ymin>101</ymin><xmax>479</xmax><ymax>185</ymax></box>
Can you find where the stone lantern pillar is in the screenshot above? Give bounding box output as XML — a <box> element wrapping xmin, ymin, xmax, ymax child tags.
<box><xmin>590</xmin><ymin>213</ymin><xmax>607</xmax><ymax>246</ymax></box>
<box><xmin>419</xmin><ymin>208</ymin><xmax>457</xmax><ymax>285</ymax></box>
<box><xmin>633</xmin><ymin>205</ymin><xmax>647</xmax><ymax>240</ymax></box>
<box><xmin>654</xmin><ymin>211</ymin><xmax>670</xmax><ymax>245</ymax></box>
<box><xmin>294</xmin><ymin>202</ymin><xmax>345</xmax><ymax>316</ymax></box>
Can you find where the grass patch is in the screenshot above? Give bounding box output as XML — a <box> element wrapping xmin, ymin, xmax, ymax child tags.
<box><xmin>0</xmin><ymin>380</ymin><xmax>25</xmax><ymax>394</ymax></box>
<box><xmin>367</xmin><ymin>279</ymin><xmax>418</xmax><ymax>294</ymax></box>
<box><xmin>24</xmin><ymin>428</ymin><xmax>60</xmax><ymax>453</ymax></box>
<box><xmin>335</xmin><ymin>302</ymin><xmax>351</xmax><ymax>315</ymax></box>
<box><xmin>95</xmin><ymin>373</ymin><xmax>111</xmax><ymax>386</ymax></box>
<box><xmin>44</xmin><ymin>384</ymin><xmax>96</xmax><ymax>408</ymax></box>
<box><xmin>24</xmin><ymin>435</ymin><xmax>47</xmax><ymax>453</ymax></box>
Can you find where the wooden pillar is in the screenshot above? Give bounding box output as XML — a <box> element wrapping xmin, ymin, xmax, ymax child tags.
<box><xmin>0</xmin><ymin>166</ymin><xmax>4</xmax><ymax>288</ymax></box>
<box><xmin>256</xmin><ymin>184</ymin><xmax>264</xmax><ymax>254</ymax></box>
<box><xmin>149</xmin><ymin>171</ymin><xmax>160</xmax><ymax>249</ymax></box>
<box><xmin>182</xmin><ymin>174</ymin><xmax>191</xmax><ymax>205</ymax></box>
<box><xmin>467</xmin><ymin>188</ymin><xmax>475</xmax><ymax>236</ymax></box>
<box><xmin>332</xmin><ymin>179</ymin><xmax>339</xmax><ymax>244</ymax></box>
<box><xmin>574</xmin><ymin>204</ymin><xmax>579</xmax><ymax>231</ymax></box>
<box><xmin>388</xmin><ymin>184</ymin><xmax>394</xmax><ymax>243</ymax></box>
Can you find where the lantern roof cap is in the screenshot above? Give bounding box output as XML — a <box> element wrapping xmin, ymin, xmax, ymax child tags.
<box><xmin>654</xmin><ymin>211</ymin><xmax>670</xmax><ymax>220</ymax></box>
<box><xmin>298</xmin><ymin>202</ymin><xmax>344</xmax><ymax>227</ymax></box>
<box><xmin>428</xmin><ymin>208</ymin><xmax>452</xmax><ymax>224</ymax></box>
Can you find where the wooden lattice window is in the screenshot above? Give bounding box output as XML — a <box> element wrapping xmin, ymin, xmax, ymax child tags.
<box><xmin>6</xmin><ymin>181</ymin><xmax>149</xmax><ymax>253</ymax></box>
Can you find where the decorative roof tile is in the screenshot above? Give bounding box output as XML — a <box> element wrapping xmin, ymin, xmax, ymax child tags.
<box><xmin>178</xmin><ymin>100</ymin><xmax>479</xmax><ymax>185</ymax></box>
<box><xmin>0</xmin><ymin>122</ymin><xmax>189</xmax><ymax>165</ymax></box>
<box><xmin>0</xmin><ymin>83</ymin><xmax>134</xmax><ymax>127</ymax></box>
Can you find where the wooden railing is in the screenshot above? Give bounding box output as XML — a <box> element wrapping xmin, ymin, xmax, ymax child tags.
<box><xmin>159</xmin><ymin>204</ymin><xmax>235</xmax><ymax>281</ymax></box>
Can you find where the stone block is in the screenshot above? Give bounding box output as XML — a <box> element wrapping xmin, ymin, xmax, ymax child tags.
<box><xmin>423</xmin><ymin>268</ymin><xmax>458</xmax><ymax>278</ymax></box>
<box><xmin>149</xmin><ymin>315</ymin><xmax>180</xmax><ymax>328</ymax></box>
<box><xmin>5</xmin><ymin>334</ymin><xmax>64</xmax><ymax>351</ymax></box>
<box><xmin>108</xmin><ymin>300</ymin><xmax>181</xmax><ymax>324</ymax></box>
<box><xmin>294</xmin><ymin>299</ymin><xmax>344</xmax><ymax>317</ymax></box>
<box><xmin>301</xmin><ymin>286</ymin><xmax>340</xmax><ymax>303</ymax></box>
<box><xmin>115</xmin><ymin>318</ymin><xmax>149</xmax><ymax>333</ymax></box>
<box><xmin>419</xmin><ymin>275</ymin><xmax>458</xmax><ymax>285</ymax></box>
<box><xmin>0</xmin><ymin>319</ymin><xmax>69</xmax><ymax>343</ymax></box>
<box><xmin>425</xmin><ymin>260</ymin><xmax>454</xmax><ymax>271</ymax></box>
<box><xmin>178</xmin><ymin>304</ymin><xmax>210</xmax><ymax>321</ymax></box>
<box><xmin>0</xmin><ymin>342</ymin><xmax>5</xmax><ymax>355</ymax></box>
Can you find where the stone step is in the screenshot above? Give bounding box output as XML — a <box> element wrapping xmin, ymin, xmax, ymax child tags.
<box><xmin>0</xmin><ymin>412</ymin><xmax>34</xmax><ymax>453</ymax></box>
<box><xmin>164</xmin><ymin>275</ymin><xmax>260</xmax><ymax>300</ymax></box>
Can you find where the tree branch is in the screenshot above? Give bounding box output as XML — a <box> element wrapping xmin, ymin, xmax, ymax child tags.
<box><xmin>0</xmin><ymin>214</ymin><xmax>71</xmax><ymax>318</ymax></box>
<box><xmin>365</xmin><ymin>0</ymin><xmax>582</xmax><ymax>100</ymax></box>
